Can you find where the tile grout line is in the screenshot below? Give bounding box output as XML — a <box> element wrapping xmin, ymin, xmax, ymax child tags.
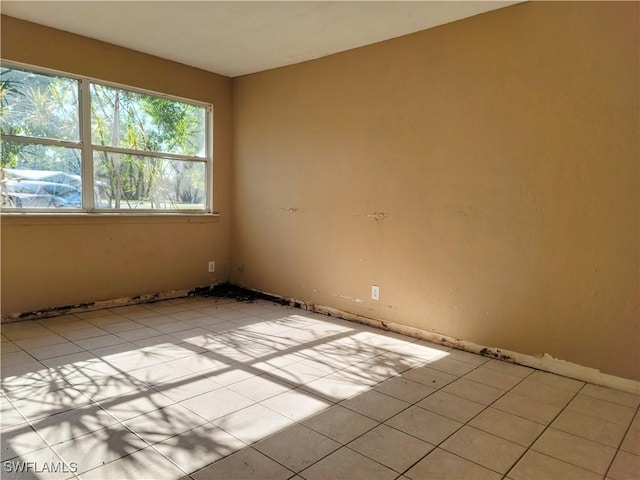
<box><xmin>603</xmin><ymin>400</ymin><xmax>640</xmax><ymax>479</ymax></box>
<box><xmin>391</xmin><ymin>358</ymin><xmax>536</xmax><ymax>479</ymax></box>
<box><xmin>501</xmin><ymin>382</ymin><xmax>590</xmax><ymax>479</ymax></box>
<box><xmin>2</xmin><ymin>384</ymin><xmax>83</xmax><ymax>479</ymax></box>
<box><xmin>341</xmin><ymin>356</ymin><xmax>557</xmax><ymax>477</ymax></box>
<box><xmin>86</xmin><ymin>332</ymin><xmax>269</xmax><ymax>478</ymax></box>
<box><xmin>4</xmin><ymin>319</ymin><xmax>209</xmax><ymax>479</ymax></box>
<box><xmin>278</xmin><ymin>354</ymin><xmax>526</xmax><ymax>478</ymax></box>
<box><xmin>381</xmin><ymin>361</ymin><xmax>617</xmax><ymax>477</ymax></box>
<box><xmin>141</xmin><ymin>314</ymin><xmax>364</xmax><ymax>477</ymax></box>
<box><xmin>185</xmin><ymin>333</ymin><xmax>452</xmax><ymax>477</ymax></box>
<box><xmin>546</xmin><ymin>401</ymin><xmax>638</xmax><ymax>450</ymax></box>
<box><xmin>70</xmin><ymin>385</ymin><xmax>210</xmax><ymax>479</ymax></box>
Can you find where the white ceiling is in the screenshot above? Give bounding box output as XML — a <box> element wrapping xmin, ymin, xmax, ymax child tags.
<box><xmin>1</xmin><ymin>1</ymin><xmax>521</xmax><ymax>77</ymax></box>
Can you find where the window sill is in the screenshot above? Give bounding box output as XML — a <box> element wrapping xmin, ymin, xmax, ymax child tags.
<box><xmin>0</xmin><ymin>212</ymin><xmax>221</xmax><ymax>226</ymax></box>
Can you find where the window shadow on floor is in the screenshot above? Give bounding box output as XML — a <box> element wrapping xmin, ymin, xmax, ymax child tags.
<box><xmin>1</xmin><ymin>295</ymin><xmax>457</xmax><ymax>479</ymax></box>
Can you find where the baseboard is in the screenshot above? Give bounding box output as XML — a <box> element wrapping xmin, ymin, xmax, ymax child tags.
<box><xmin>0</xmin><ymin>285</ymin><xmax>218</xmax><ymax>323</ymax></box>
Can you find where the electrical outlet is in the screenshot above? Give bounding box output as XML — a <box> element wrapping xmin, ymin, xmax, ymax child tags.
<box><xmin>208</xmin><ymin>261</ymin><xmax>216</xmax><ymax>272</ymax></box>
<box><xmin>371</xmin><ymin>285</ymin><xmax>380</xmax><ymax>301</ymax></box>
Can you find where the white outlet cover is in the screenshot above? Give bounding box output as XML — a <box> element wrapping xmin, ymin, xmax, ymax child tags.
<box><xmin>371</xmin><ymin>285</ymin><xmax>380</xmax><ymax>300</ymax></box>
<box><xmin>208</xmin><ymin>261</ymin><xmax>216</xmax><ymax>272</ymax></box>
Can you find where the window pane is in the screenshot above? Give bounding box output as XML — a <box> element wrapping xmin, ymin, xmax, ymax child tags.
<box><xmin>1</xmin><ymin>140</ymin><xmax>82</xmax><ymax>209</ymax></box>
<box><xmin>94</xmin><ymin>151</ymin><xmax>206</xmax><ymax>210</ymax></box>
<box><xmin>91</xmin><ymin>84</ymin><xmax>206</xmax><ymax>157</ymax></box>
<box><xmin>0</xmin><ymin>67</ymin><xmax>80</xmax><ymax>141</ymax></box>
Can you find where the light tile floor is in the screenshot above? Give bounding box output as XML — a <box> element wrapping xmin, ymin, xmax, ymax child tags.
<box><xmin>1</xmin><ymin>295</ymin><xmax>638</xmax><ymax>480</ymax></box>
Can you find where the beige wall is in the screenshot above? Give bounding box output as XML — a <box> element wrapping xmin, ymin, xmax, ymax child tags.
<box><xmin>232</xmin><ymin>2</ymin><xmax>640</xmax><ymax>380</ymax></box>
<box><xmin>1</xmin><ymin>16</ymin><xmax>233</xmax><ymax>313</ymax></box>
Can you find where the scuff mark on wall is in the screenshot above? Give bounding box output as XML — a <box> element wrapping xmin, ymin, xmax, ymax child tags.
<box><xmin>354</xmin><ymin>212</ymin><xmax>388</xmax><ymax>224</ymax></box>
<box><xmin>368</xmin><ymin>212</ymin><xmax>387</xmax><ymax>224</ymax></box>
<box><xmin>276</xmin><ymin>206</ymin><xmax>307</xmax><ymax>214</ymax></box>
<box><xmin>312</xmin><ymin>289</ymin><xmax>365</xmax><ymax>303</ymax></box>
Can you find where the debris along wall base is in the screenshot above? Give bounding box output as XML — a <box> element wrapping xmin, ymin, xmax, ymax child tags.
<box><xmin>0</xmin><ymin>285</ymin><xmax>220</xmax><ymax>323</ymax></box>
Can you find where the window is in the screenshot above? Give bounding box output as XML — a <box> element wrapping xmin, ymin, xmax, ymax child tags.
<box><xmin>0</xmin><ymin>63</ymin><xmax>212</xmax><ymax>212</ymax></box>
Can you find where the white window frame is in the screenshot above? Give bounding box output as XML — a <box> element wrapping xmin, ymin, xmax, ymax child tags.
<box><xmin>0</xmin><ymin>60</ymin><xmax>213</xmax><ymax>214</ymax></box>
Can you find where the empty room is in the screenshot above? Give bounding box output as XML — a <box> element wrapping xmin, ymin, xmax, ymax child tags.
<box><xmin>1</xmin><ymin>1</ymin><xmax>638</xmax><ymax>479</ymax></box>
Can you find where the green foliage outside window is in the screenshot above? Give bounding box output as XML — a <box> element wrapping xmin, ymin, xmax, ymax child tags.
<box><xmin>0</xmin><ymin>64</ymin><xmax>210</xmax><ymax>211</ymax></box>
